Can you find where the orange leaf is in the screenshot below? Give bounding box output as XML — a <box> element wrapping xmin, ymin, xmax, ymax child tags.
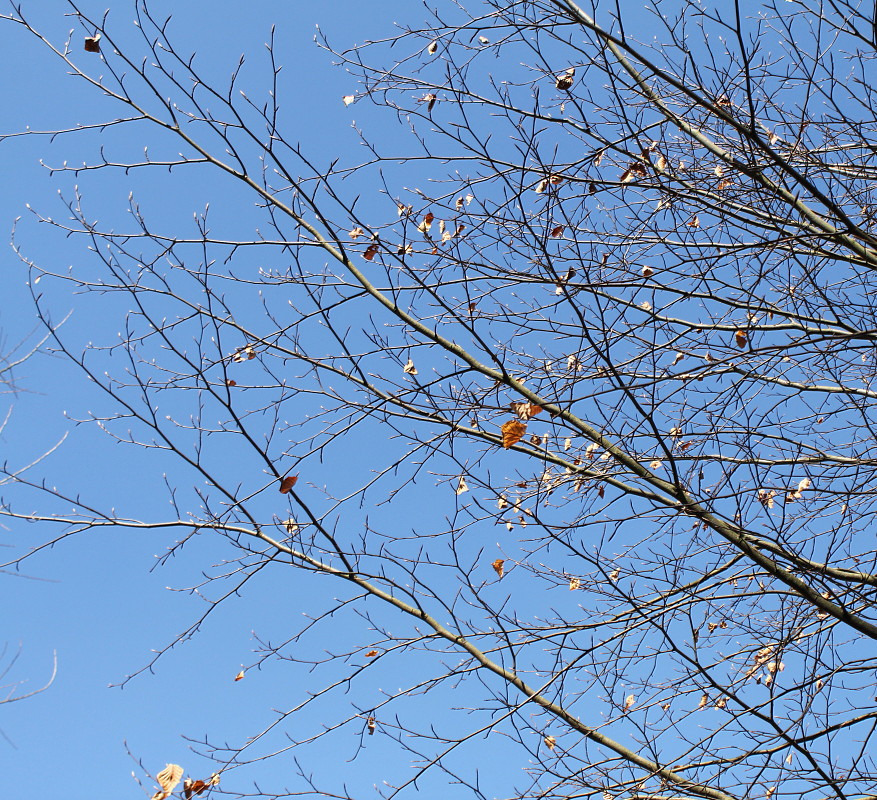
<box><xmin>492</xmin><ymin>558</ymin><xmax>505</xmax><ymax>578</ymax></box>
<box><xmin>365</xmin><ymin>650</ymin><xmax>379</xmax><ymax>658</ymax></box>
<box><xmin>234</xmin><ymin>670</ymin><xmax>245</xmax><ymax>681</ymax></box>
<box><xmin>279</xmin><ymin>475</ymin><xmax>299</xmax><ymax>494</ymax></box>
<box><xmin>735</xmin><ymin>329</ymin><xmax>747</xmax><ymax>348</ymax></box>
<box><xmin>501</xmin><ymin>419</ymin><xmax>527</xmax><ymax>448</ymax></box>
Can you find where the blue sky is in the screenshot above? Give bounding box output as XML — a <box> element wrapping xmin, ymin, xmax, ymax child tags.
<box><xmin>0</xmin><ymin>2</ymin><xmax>442</xmax><ymax>796</ymax></box>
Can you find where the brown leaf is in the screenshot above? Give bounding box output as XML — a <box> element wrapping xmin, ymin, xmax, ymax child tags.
<box><xmin>550</xmin><ymin>225</ymin><xmax>565</xmax><ymax>237</ymax></box>
<box><xmin>509</xmin><ymin>401</ymin><xmax>543</xmax><ymax>421</ymax></box>
<box><xmin>597</xmin><ymin>484</ymin><xmax>605</xmax><ymax>499</ymax></box>
<box><xmin>501</xmin><ymin>419</ymin><xmax>527</xmax><ymax>448</ymax></box>
<box><xmin>183</xmin><ymin>776</ymin><xmax>219</xmax><ymax>799</ymax></box>
<box><xmin>365</xmin><ymin>650</ymin><xmax>379</xmax><ymax>658</ymax></box>
<box><xmin>225</xmin><ymin>379</ymin><xmax>237</xmax><ymax>387</ymax></box>
<box><xmin>569</xmin><ymin>577</ymin><xmax>580</xmax><ymax>591</ymax></box>
<box><xmin>620</xmin><ymin>162</ymin><xmax>647</xmax><ymax>183</ymax></box>
<box><xmin>234</xmin><ymin>670</ymin><xmax>245</xmax><ymax>681</ymax></box>
<box><xmin>555</xmin><ymin>68</ymin><xmax>575</xmax><ymax>90</ymax></box>
<box><xmin>152</xmin><ymin>765</ymin><xmax>184</xmax><ymax>800</ymax></box>
<box><xmin>363</xmin><ymin>243</ymin><xmax>379</xmax><ymax>261</ymax></box>
<box><xmin>456</xmin><ymin>475</ymin><xmax>469</xmax><ymax>495</ymax></box>
<box><xmin>492</xmin><ymin>558</ymin><xmax>505</xmax><ymax>578</ymax></box>
<box><xmin>544</xmin><ymin>734</ymin><xmax>557</xmax><ymax>750</ymax></box>
<box><xmin>279</xmin><ymin>475</ymin><xmax>299</xmax><ymax>494</ymax></box>
<box><xmin>403</xmin><ymin>358</ymin><xmax>418</xmax><ymax>375</ymax></box>
<box><xmin>422</xmin><ymin>93</ymin><xmax>437</xmax><ymax>112</ymax></box>
<box><xmin>367</xmin><ymin>716</ymin><xmax>376</xmax><ymax>735</ymax></box>
<box><xmin>641</xmin><ymin>265</ymin><xmax>654</xmax><ymax>278</ymax></box>
<box><xmin>84</xmin><ymin>34</ymin><xmax>101</xmax><ymax>52</ymax></box>
<box><xmin>687</xmin><ymin>215</ymin><xmax>700</xmax><ymax>228</ymax></box>
<box><xmin>427</xmin><ymin>40</ymin><xmax>438</xmax><ymax>55</ymax></box>
<box><xmin>735</xmin><ymin>329</ymin><xmax>748</xmax><ymax>348</ymax></box>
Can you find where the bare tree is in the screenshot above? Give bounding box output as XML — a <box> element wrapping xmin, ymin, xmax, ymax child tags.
<box><xmin>2</xmin><ymin>1</ymin><xmax>877</xmax><ymax>798</ymax></box>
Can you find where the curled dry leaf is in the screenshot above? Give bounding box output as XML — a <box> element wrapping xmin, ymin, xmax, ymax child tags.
<box><xmin>279</xmin><ymin>475</ymin><xmax>299</xmax><ymax>494</ymax></box>
<box><xmin>735</xmin><ymin>329</ymin><xmax>748</xmax><ymax>348</ymax></box>
<box><xmin>623</xmin><ymin>694</ymin><xmax>636</xmax><ymax>712</ymax></box>
<box><xmin>649</xmin><ymin>460</ymin><xmax>663</xmax><ymax>469</ymax></box>
<box><xmin>699</xmin><ymin>693</ymin><xmax>709</xmax><ymax>708</ymax></box>
<box><xmin>491</xmin><ymin>558</ymin><xmax>505</xmax><ymax>578</ymax></box>
<box><xmin>641</xmin><ymin>265</ymin><xmax>654</xmax><ymax>277</ymax></box>
<box><xmin>84</xmin><ymin>33</ymin><xmax>101</xmax><ymax>52</ymax></box>
<box><xmin>403</xmin><ymin>358</ymin><xmax>418</xmax><ymax>375</ymax></box>
<box><xmin>569</xmin><ymin>577</ymin><xmax>580</xmax><ymax>590</ymax></box>
<box><xmin>363</xmin><ymin>243</ymin><xmax>379</xmax><ymax>261</ymax></box>
<box><xmin>609</xmin><ymin>568</ymin><xmax>620</xmax><ymax>581</ymax></box>
<box><xmin>284</xmin><ymin>519</ymin><xmax>299</xmax><ymax>535</ymax></box>
<box><xmin>225</xmin><ymin>379</ymin><xmax>237</xmax><ymax>387</ymax></box>
<box><xmin>544</xmin><ymin>734</ymin><xmax>557</xmax><ymax>750</ymax></box>
<box><xmin>619</xmin><ymin>161</ymin><xmax>647</xmax><ymax>183</ymax></box>
<box><xmin>365</xmin><ymin>650</ymin><xmax>378</xmax><ymax>658</ymax></box>
<box><xmin>152</xmin><ymin>764</ymin><xmax>184</xmax><ymax>800</ymax></box>
<box><xmin>478</xmin><ymin>35</ymin><xmax>490</xmax><ymax>44</ymax></box>
<box><xmin>367</xmin><ymin>716</ymin><xmax>376</xmax><ymax>735</ymax></box>
<box><xmin>349</xmin><ymin>227</ymin><xmax>364</xmax><ymax>239</ymax></box>
<box><xmin>555</xmin><ymin>68</ymin><xmax>575</xmax><ymax>90</ymax></box>
<box><xmin>497</xmin><ymin>494</ymin><xmax>508</xmax><ymax>510</ymax></box>
<box><xmin>501</xmin><ymin>419</ymin><xmax>527</xmax><ymax>449</ymax></box>
<box><xmin>687</xmin><ymin>215</ymin><xmax>700</xmax><ymax>228</ymax></box>
<box><xmin>183</xmin><ymin>774</ymin><xmax>220</xmax><ymax>799</ymax></box>
<box><xmin>456</xmin><ymin>475</ymin><xmax>469</xmax><ymax>495</ymax></box>
<box><xmin>550</xmin><ymin>225</ymin><xmax>565</xmax><ymax>237</ymax></box>
<box><xmin>509</xmin><ymin>401</ymin><xmax>543</xmax><ymax>421</ymax></box>
<box><xmin>417</xmin><ymin>212</ymin><xmax>434</xmax><ymax>233</ymax></box>
<box><xmin>563</xmin><ymin>437</ymin><xmax>571</xmax><ymax>451</ymax></box>
<box><xmin>234</xmin><ymin>670</ymin><xmax>245</xmax><ymax>681</ymax></box>
<box><xmin>427</xmin><ymin>40</ymin><xmax>438</xmax><ymax>55</ymax></box>
<box><xmin>342</xmin><ymin>95</ymin><xmax>355</xmax><ymax>106</ymax></box>
<box><xmin>422</xmin><ymin>93</ymin><xmax>437</xmax><ymax>112</ymax></box>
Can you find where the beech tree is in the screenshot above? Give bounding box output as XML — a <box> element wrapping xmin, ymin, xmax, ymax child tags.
<box><xmin>3</xmin><ymin>1</ymin><xmax>877</xmax><ymax>799</ymax></box>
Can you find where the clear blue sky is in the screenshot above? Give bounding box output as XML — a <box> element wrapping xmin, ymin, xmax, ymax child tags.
<box><xmin>0</xmin><ymin>2</ymin><xmax>443</xmax><ymax>796</ymax></box>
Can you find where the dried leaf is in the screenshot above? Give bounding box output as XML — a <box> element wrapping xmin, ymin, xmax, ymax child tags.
<box><xmin>478</xmin><ymin>35</ymin><xmax>490</xmax><ymax>44</ymax></box>
<box><xmin>403</xmin><ymin>358</ymin><xmax>418</xmax><ymax>375</ymax></box>
<box><xmin>397</xmin><ymin>243</ymin><xmax>413</xmax><ymax>255</ymax></box>
<box><xmin>655</xmin><ymin>154</ymin><xmax>667</xmax><ymax>172</ymax></box>
<box><xmin>623</xmin><ymin>694</ymin><xmax>636</xmax><ymax>711</ymax></box>
<box><xmin>284</xmin><ymin>519</ymin><xmax>299</xmax><ymax>535</ymax></box>
<box><xmin>510</xmin><ymin>401</ymin><xmax>543</xmax><ymax>421</ymax></box>
<box><xmin>687</xmin><ymin>215</ymin><xmax>700</xmax><ymax>228</ymax></box>
<box><xmin>365</xmin><ymin>650</ymin><xmax>378</xmax><ymax>658</ymax></box>
<box><xmin>279</xmin><ymin>475</ymin><xmax>299</xmax><ymax>494</ymax></box>
<box><xmin>609</xmin><ymin>568</ymin><xmax>620</xmax><ymax>581</ymax></box>
<box><xmin>699</xmin><ymin>693</ymin><xmax>709</xmax><ymax>708</ymax></box>
<box><xmin>363</xmin><ymin>243</ymin><xmax>379</xmax><ymax>261</ymax></box>
<box><xmin>422</xmin><ymin>93</ymin><xmax>437</xmax><ymax>112</ymax></box>
<box><xmin>569</xmin><ymin>577</ymin><xmax>580</xmax><ymax>590</ymax></box>
<box><xmin>234</xmin><ymin>670</ymin><xmax>245</xmax><ymax>681</ymax></box>
<box><xmin>564</xmin><ymin>437</ymin><xmax>572</xmax><ymax>451</ymax></box>
<box><xmin>714</xmin><ymin>164</ymin><xmax>725</xmax><ymax>178</ymax></box>
<box><xmin>735</xmin><ymin>329</ymin><xmax>748</xmax><ymax>348</ymax></box>
<box><xmin>342</xmin><ymin>95</ymin><xmax>355</xmax><ymax>106</ymax></box>
<box><xmin>492</xmin><ymin>558</ymin><xmax>505</xmax><ymax>578</ymax></box>
<box><xmin>367</xmin><ymin>716</ymin><xmax>376</xmax><ymax>735</ymax></box>
<box><xmin>649</xmin><ymin>460</ymin><xmax>663</xmax><ymax>469</ymax></box>
<box><xmin>593</xmin><ymin>150</ymin><xmax>604</xmax><ymax>167</ymax></box>
<box><xmin>544</xmin><ymin>734</ymin><xmax>557</xmax><ymax>750</ymax></box>
<box><xmin>641</xmin><ymin>265</ymin><xmax>654</xmax><ymax>278</ymax></box>
<box><xmin>497</xmin><ymin>495</ymin><xmax>508</xmax><ymax>510</ymax></box>
<box><xmin>153</xmin><ymin>765</ymin><xmax>184</xmax><ymax>800</ymax></box>
<box><xmin>225</xmin><ymin>379</ymin><xmax>237</xmax><ymax>387</ymax></box>
<box><xmin>84</xmin><ymin>34</ymin><xmax>101</xmax><ymax>52</ymax></box>
<box><xmin>535</xmin><ymin>178</ymin><xmax>549</xmax><ymax>193</ymax></box>
<box><xmin>620</xmin><ymin>162</ymin><xmax>647</xmax><ymax>183</ymax></box>
<box><xmin>417</xmin><ymin>212</ymin><xmax>435</xmax><ymax>233</ymax></box>
<box><xmin>501</xmin><ymin>419</ymin><xmax>527</xmax><ymax>448</ymax></box>
<box><xmin>550</xmin><ymin>225</ymin><xmax>565</xmax><ymax>237</ymax></box>
<box><xmin>427</xmin><ymin>40</ymin><xmax>438</xmax><ymax>55</ymax></box>
<box><xmin>456</xmin><ymin>475</ymin><xmax>469</xmax><ymax>495</ymax></box>
<box><xmin>555</xmin><ymin>68</ymin><xmax>575</xmax><ymax>90</ymax></box>
<box><xmin>349</xmin><ymin>227</ymin><xmax>365</xmax><ymax>239</ymax></box>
